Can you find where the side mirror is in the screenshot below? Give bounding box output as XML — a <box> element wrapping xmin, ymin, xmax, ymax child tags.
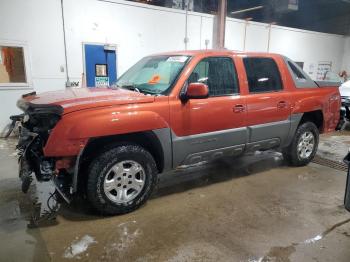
<box><xmin>181</xmin><ymin>83</ymin><xmax>209</xmax><ymax>101</ymax></box>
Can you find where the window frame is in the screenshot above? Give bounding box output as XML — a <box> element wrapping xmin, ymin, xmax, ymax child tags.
<box><xmin>0</xmin><ymin>41</ymin><xmax>32</xmax><ymax>89</ymax></box>
<box><xmin>95</xmin><ymin>64</ymin><xmax>108</xmax><ymax>77</ymax></box>
<box><xmin>243</xmin><ymin>56</ymin><xmax>284</xmax><ymax>94</ymax></box>
<box><xmin>185</xmin><ymin>56</ymin><xmax>240</xmax><ymax>97</ymax></box>
<box><xmin>288</xmin><ymin>61</ymin><xmax>306</xmax><ymax>80</ymax></box>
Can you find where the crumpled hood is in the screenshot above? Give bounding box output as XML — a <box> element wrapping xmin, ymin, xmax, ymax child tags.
<box><xmin>24</xmin><ymin>87</ymin><xmax>155</xmax><ymax>114</ymax></box>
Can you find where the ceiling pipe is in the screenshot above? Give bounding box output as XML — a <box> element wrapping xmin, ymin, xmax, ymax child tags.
<box><xmin>184</xmin><ymin>0</ymin><xmax>189</xmax><ymax>50</ymax></box>
<box><xmin>243</xmin><ymin>18</ymin><xmax>253</xmax><ymax>51</ymax></box>
<box><xmin>60</xmin><ymin>0</ymin><xmax>70</xmax><ymax>87</ymax></box>
<box><xmin>267</xmin><ymin>22</ymin><xmax>277</xmax><ymax>53</ymax></box>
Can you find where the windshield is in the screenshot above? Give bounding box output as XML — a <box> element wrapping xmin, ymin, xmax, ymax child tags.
<box><xmin>116</xmin><ymin>55</ymin><xmax>190</xmax><ymax>95</ymax></box>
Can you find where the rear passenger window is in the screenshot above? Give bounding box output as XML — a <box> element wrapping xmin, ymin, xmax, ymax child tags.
<box><xmin>288</xmin><ymin>61</ymin><xmax>306</xmax><ymax>80</ymax></box>
<box><xmin>243</xmin><ymin>57</ymin><xmax>283</xmax><ymax>93</ymax></box>
<box><xmin>188</xmin><ymin>57</ymin><xmax>239</xmax><ymax>96</ymax></box>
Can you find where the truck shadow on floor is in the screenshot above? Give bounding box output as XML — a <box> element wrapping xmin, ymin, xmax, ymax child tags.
<box><xmin>1</xmin><ymin>150</ymin><xmax>287</xmax><ymax>227</ymax></box>
<box><xmin>57</xmin><ymin>150</ymin><xmax>285</xmax><ymax>221</ymax></box>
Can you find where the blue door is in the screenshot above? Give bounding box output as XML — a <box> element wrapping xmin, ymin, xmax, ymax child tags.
<box><xmin>84</xmin><ymin>44</ymin><xmax>117</xmax><ymax>87</ymax></box>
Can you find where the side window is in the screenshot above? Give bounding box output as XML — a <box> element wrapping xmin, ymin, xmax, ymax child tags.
<box><xmin>243</xmin><ymin>57</ymin><xmax>283</xmax><ymax>93</ymax></box>
<box><xmin>288</xmin><ymin>61</ymin><xmax>306</xmax><ymax>80</ymax></box>
<box><xmin>188</xmin><ymin>57</ymin><xmax>239</xmax><ymax>96</ymax></box>
<box><xmin>0</xmin><ymin>45</ymin><xmax>27</xmax><ymax>84</ymax></box>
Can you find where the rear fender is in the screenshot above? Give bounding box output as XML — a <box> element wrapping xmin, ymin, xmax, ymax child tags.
<box><xmin>292</xmin><ymin>91</ymin><xmax>340</xmax><ymax>133</ymax></box>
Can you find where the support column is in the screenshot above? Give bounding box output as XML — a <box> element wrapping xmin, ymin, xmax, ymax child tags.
<box><xmin>214</xmin><ymin>0</ymin><xmax>227</xmax><ymax>49</ymax></box>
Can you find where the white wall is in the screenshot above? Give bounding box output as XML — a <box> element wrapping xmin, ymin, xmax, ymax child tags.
<box><xmin>225</xmin><ymin>19</ymin><xmax>347</xmax><ymax>80</ymax></box>
<box><xmin>342</xmin><ymin>37</ymin><xmax>350</xmax><ymax>74</ymax></box>
<box><xmin>0</xmin><ymin>0</ymin><xmax>66</xmax><ymax>134</ymax></box>
<box><xmin>269</xmin><ymin>25</ymin><xmax>346</xmax><ymax>79</ymax></box>
<box><xmin>245</xmin><ymin>23</ymin><xmax>270</xmax><ymax>52</ymax></box>
<box><xmin>225</xmin><ymin>18</ymin><xmax>245</xmax><ymax>51</ymax></box>
<box><xmin>64</xmin><ymin>0</ymin><xmax>184</xmax><ymax>81</ymax></box>
<box><xmin>0</xmin><ymin>0</ymin><xmax>349</xmax><ymax>135</ymax></box>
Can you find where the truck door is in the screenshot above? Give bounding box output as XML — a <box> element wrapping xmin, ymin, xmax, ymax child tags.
<box><xmin>170</xmin><ymin>56</ymin><xmax>247</xmax><ymax>167</ymax></box>
<box><xmin>242</xmin><ymin>56</ymin><xmax>291</xmax><ymax>149</ymax></box>
<box><xmin>84</xmin><ymin>44</ymin><xmax>117</xmax><ymax>88</ymax></box>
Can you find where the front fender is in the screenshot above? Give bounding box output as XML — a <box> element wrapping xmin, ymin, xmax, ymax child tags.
<box><xmin>44</xmin><ymin>108</ymin><xmax>169</xmax><ymax>157</ymax></box>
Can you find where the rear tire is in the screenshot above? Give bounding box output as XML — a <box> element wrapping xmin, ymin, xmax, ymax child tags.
<box><xmin>87</xmin><ymin>144</ymin><xmax>157</xmax><ymax>215</ymax></box>
<box><xmin>282</xmin><ymin>122</ymin><xmax>319</xmax><ymax>166</ymax></box>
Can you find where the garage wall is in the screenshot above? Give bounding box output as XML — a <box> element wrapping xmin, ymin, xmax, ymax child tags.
<box><xmin>0</xmin><ymin>0</ymin><xmax>349</xmax><ymax>135</ymax></box>
<box><xmin>342</xmin><ymin>37</ymin><xmax>350</xmax><ymax>74</ymax></box>
<box><xmin>62</xmin><ymin>0</ymin><xmax>218</xmax><ymax>84</ymax></box>
<box><xmin>225</xmin><ymin>18</ymin><xmax>245</xmax><ymax>51</ymax></box>
<box><xmin>269</xmin><ymin>25</ymin><xmax>346</xmax><ymax>80</ymax></box>
<box><xmin>0</xmin><ymin>0</ymin><xmax>67</xmax><ymax>134</ymax></box>
<box><xmin>225</xmin><ymin>18</ymin><xmax>347</xmax><ymax>79</ymax></box>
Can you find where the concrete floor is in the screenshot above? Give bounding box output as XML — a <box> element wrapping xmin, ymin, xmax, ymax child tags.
<box><xmin>0</xmin><ymin>132</ymin><xmax>350</xmax><ymax>262</ymax></box>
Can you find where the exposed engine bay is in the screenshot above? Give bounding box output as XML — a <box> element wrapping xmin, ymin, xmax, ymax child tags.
<box><xmin>14</xmin><ymin>96</ymin><xmax>72</xmax><ymax>204</ymax></box>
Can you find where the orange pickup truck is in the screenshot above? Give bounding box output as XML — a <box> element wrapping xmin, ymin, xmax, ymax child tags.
<box><xmin>15</xmin><ymin>50</ymin><xmax>341</xmax><ymax>215</ymax></box>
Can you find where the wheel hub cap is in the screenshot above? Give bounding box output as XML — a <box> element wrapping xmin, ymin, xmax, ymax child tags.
<box><xmin>297</xmin><ymin>131</ymin><xmax>315</xmax><ymax>159</ymax></box>
<box><xmin>103</xmin><ymin>160</ymin><xmax>145</xmax><ymax>204</ymax></box>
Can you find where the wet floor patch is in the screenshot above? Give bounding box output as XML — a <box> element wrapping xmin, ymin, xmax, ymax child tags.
<box><xmin>1</xmin><ymin>135</ymin><xmax>350</xmax><ymax>261</ymax></box>
<box><xmin>0</xmin><ymin>178</ymin><xmax>52</xmax><ymax>261</ymax></box>
<box><xmin>63</xmin><ymin>234</ymin><xmax>97</xmax><ymax>259</ymax></box>
<box><xmin>318</xmin><ymin>132</ymin><xmax>350</xmax><ymax>162</ymax></box>
<box><xmin>260</xmin><ymin>217</ymin><xmax>350</xmax><ymax>262</ymax></box>
<box><xmin>261</xmin><ymin>245</ymin><xmax>296</xmax><ymax>262</ymax></box>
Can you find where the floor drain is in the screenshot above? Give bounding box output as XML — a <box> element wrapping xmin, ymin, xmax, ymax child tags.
<box><xmin>312</xmin><ymin>155</ymin><xmax>348</xmax><ymax>172</ymax></box>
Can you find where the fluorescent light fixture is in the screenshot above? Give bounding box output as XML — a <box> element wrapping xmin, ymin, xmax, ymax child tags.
<box><xmin>231</xmin><ymin>5</ymin><xmax>264</xmax><ymax>14</ymax></box>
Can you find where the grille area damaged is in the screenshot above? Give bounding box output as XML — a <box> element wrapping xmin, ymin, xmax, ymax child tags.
<box><xmin>12</xmin><ymin>98</ymin><xmax>73</xmax><ymax>226</ymax></box>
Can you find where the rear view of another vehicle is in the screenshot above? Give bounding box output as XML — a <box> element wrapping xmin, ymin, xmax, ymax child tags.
<box><xmin>323</xmin><ymin>71</ymin><xmax>349</xmax><ymax>129</ymax></box>
<box><xmin>340</xmin><ymin>80</ymin><xmax>350</xmax><ymax>127</ymax></box>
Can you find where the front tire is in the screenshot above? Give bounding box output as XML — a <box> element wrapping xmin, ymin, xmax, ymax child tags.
<box><xmin>283</xmin><ymin>122</ymin><xmax>319</xmax><ymax>166</ymax></box>
<box><xmin>87</xmin><ymin>144</ymin><xmax>157</xmax><ymax>215</ymax></box>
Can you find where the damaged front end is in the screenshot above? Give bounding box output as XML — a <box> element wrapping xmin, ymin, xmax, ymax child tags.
<box><xmin>15</xmin><ymin>95</ymin><xmax>72</xmax><ymax>203</ymax></box>
<box><xmin>17</xmin><ymin>95</ymin><xmax>63</xmax><ymax>185</ymax></box>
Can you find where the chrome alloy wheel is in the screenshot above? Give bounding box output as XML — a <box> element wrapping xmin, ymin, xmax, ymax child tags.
<box><xmin>103</xmin><ymin>160</ymin><xmax>146</xmax><ymax>204</ymax></box>
<box><xmin>297</xmin><ymin>131</ymin><xmax>315</xmax><ymax>159</ymax></box>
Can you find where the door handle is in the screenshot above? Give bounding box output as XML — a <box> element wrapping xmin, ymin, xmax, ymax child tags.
<box><xmin>233</xmin><ymin>104</ymin><xmax>245</xmax><ymax>113</ymax></box>
<box><xmin>277</xmin><ymin>101</ymin><xmax>287</xmax><ymax>109</ymax></box>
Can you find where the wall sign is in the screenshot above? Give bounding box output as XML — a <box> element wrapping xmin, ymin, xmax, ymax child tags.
<box><xmin>316</xmin><ymin>61</ymin><xmax>332</xmax><ymax>81</ymax></box>
<box><xmin>95</xmin><ymin>76</ymin><xmax>109</xmax><ymax>87</ymax></box>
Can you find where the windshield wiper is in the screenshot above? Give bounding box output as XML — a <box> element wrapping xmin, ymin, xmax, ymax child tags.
<box><xmin>114</xmin><ymin>83</ymin><xmax>160</xmax><ymax>95</ymax></box>
<box><xmin>138</xmin><ymin>88</ymin><xmax>160</xmax><ymax>95</ymax></box>
<box><xmin>121</xmin><ymin>84</ymin><xmax>160</xmax><ymax>95</ymax></box>
<box><xmin>120</xmin><ymin>84</ymin><xmax>141</xmax><ymax>93</ymax></box>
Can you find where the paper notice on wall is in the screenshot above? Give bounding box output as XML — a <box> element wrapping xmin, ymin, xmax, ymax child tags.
<box><xmin>316</xmin><ymin>61</ymin><xmax>332</xmax><ymax>81</ymax></box>
<box><xmin>95</xmin><ymin>76</ymin><xmax>109</xmax><ymax>87</ymax></box>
